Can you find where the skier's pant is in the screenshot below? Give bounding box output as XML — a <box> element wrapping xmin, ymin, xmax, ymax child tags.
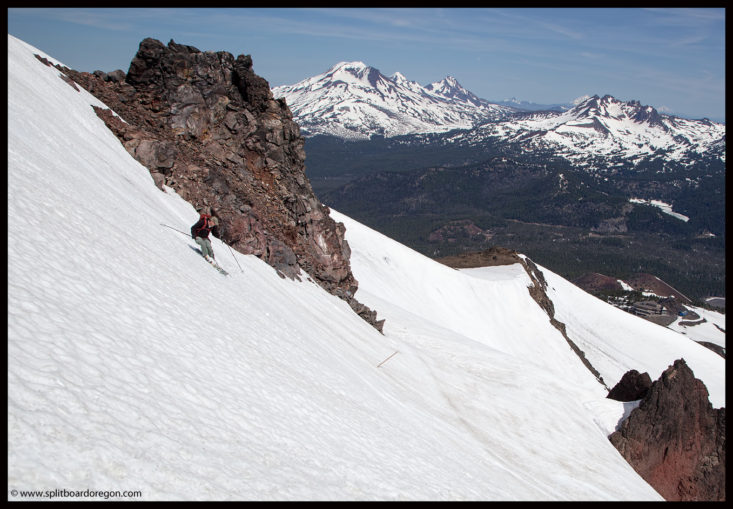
<box><xmin>195</xmin><ymin>236</ymin><xmax>213</xmax><ymax>258</ymax></box>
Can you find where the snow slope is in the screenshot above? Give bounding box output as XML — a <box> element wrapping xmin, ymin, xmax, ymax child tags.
<box><xmin>539</xmin><ymin>268</ymin><xmax>724</xmax><ymax>407</ymax></box>
<box><xmin>8</xmin><ymin>34</ymin><xmax>724</xmax><ymax>501</ymax></box>
<box><xmin>668</xmin><ymin>306</ymin><xmax>726</xmax><ymax>350</ymax></box>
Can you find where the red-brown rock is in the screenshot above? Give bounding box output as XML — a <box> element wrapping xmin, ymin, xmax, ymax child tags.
<box><xmin>609</xmin><ymin>359</ymin><xmax>725</xmax><ymax>501</ymax></box>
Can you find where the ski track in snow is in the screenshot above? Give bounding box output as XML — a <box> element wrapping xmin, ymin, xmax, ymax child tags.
<box><xmin>8</xmin><ymin>35</ymin><xmax>724</xmax><ymax>501</ymax></box>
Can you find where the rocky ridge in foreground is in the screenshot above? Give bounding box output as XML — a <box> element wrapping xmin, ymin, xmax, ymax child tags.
<box><xmin>40</xmin><ymin>39</ymin><xmax>383</xmax><ymax>331</ymax></box>
<box><xmin>609</xmin><ymin>359</ymin><xmax>725</xmax><ymax>501</ymax></box>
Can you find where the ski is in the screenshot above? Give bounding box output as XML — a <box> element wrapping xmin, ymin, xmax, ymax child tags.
<box><xmin>209</xmin><ymin>260</ymin><xmax>229</xmax><ymax>276</ymax></box>
<box><xmin>204</xmin><ymin>256</ymin><xmax>229</xmax><ymax>276</ymax></box>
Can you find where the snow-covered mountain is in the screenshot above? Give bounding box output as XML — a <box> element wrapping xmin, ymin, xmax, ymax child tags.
<box><xmin>8</xmin><ymin>35</ymin><xmax>725</xmax><ymax>501</ymax></box>
<box><xmin>437</xmin><ymin>94</ymin><xmax>726</xmax><ymax>166</ymax></box>
<box><xmin>274</xmin><ymin>64</ymin><xmax>723</xmax><ymax>166</ymax></box>
<box><xmin>272</xmin><ymin>61</ymin><xmax>516</xmax><ymax>139</ymax></box>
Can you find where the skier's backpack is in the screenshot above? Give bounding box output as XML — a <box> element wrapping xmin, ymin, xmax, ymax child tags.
<box><xmin>191</xmin><ymin>213</ymin><xmax>211</xmax><ymax>239</ymax></box>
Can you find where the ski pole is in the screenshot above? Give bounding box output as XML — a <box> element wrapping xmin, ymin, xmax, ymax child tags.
<box><xmin>160</xmin><ymin>223</ymin><xmax>190</xmax><ymax>236</ymax></box>
<box><xmin>376</xmin><ymin>351</ymin><xmax>399</xmax><ymax>368</ymax></box>
<box><xmin>227</xmin><ymin>243</ymin><xmax>244</xmax><ymax>273</ymax></box>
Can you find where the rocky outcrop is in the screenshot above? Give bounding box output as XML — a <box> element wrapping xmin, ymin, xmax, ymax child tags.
<box><xmin>606</xmin><ymin>369</ymin><xmax>652</xmax><ymax>402</ymax></box>
<box><xmin>52</xmin><ymin>39</ymin><xmax>383</xmax><ymax>332</ymax></box>
<box><xmin>520</xmin><ymin>257</ymin><xmax>607</xmax><ymax>389</ymax></box>
<box><xmin>609</xmin><ymin>359</ymin><xmax>725</xmax><ymax>501</ymax></box>
<box><xmin>696</xmin><ymin>341</ymin><xmax>725</xmax><ymax>358</ymax></box>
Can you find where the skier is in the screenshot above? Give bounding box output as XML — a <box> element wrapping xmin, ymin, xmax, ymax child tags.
<box><xmin>191</xmin><ymin>207</ymin><xmax>220</xmax><ymax>263</ymax></box>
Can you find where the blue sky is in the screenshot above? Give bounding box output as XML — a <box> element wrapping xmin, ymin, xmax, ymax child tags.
<box><xmin>8</xmin><ymin>7</ymin><xmax>725</xmax><ymax>121</ymax></box>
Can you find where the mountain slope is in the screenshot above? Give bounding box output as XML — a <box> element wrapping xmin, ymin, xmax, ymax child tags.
<box><xmin>443</xmin><ymin>94</ymin><xmax>725</xmax><ymax>166</ymax></box>
<box><xmin>8</xmin><ymin>35</ymin><xmax>724</xmax><ymax>501</ymax></box>
<box><xmin>334</xmin><ymin>209</ymin><xmax>724</xmax><ymax>408</ymax></box>
<box><xmin>272</xmin><ymin>62</ymin><xmax>516</xmax><ymax>139</ymax></box>
<box><xmin>273</xmin><ymin>64</ymin><xmax>723</xmax><ymax>167</ymax></box>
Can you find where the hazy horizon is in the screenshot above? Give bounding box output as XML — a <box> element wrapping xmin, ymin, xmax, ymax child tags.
<box><xmin>8</xmin><ymin>7</ymin><xmax>725</xmax><ymax>122</ymax></box>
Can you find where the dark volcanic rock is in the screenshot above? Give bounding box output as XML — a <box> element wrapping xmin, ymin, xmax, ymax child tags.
<box><xmin>607</xmin><ymin>369</ymin><xmax>652</xmax><ymax>402</ymax></box>
<box><xmin>696</xmin><ymin>341</ymin><xmax>725</xmax><ymax>358</ymax></box>
<box><xmin>520</xmin><ymin>257</ymin><xmax>606</xmax><ymax>388</ymax></box>
<box><xmin>57</xmin><ymin>38</ymin><xmax>382</xmax><ymax>332</ymax></box>
<box><xmin>609</xmin><ymin>359</ymin><xmax>725</xmax><ymax>501</ymax></box>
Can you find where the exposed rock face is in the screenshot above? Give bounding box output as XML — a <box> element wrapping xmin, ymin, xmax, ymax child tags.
<box><xmin>609</xmin><ymin>359</ymin><xmax>725</xmax><ymax>501</ymax></box>
<box><xmin>51</xmin><ymin>39</ymin><xmax>383</xmax><ymax>332</ymax></box>
<box><xmin>696</xmin><ymin>341</ymin><xmax>725</xmax><ymax>358</ymax></box>
<box><xmin>607</xmin><ymin>369</ymin><xmax>652</xmax><ymax>402</ymax></box>
<box><xmin>520</xmin><ymin>257</ymin><xmax>607</xmax><ymax>389</ymax></box>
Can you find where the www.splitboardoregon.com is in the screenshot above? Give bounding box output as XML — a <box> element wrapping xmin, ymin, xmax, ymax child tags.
<box><xmin>10</xmin><ymin>488</ymin><xmax>143</xmax><ymax>500</ymax></box>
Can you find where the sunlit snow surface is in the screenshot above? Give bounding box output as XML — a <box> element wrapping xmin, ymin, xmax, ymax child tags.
<box><xmin>629</xmin><ymin>198</ymin><xmax>690</xmax><ymax>222</ymax></box>
<box><xmin>8</xmin><ymin>35</ymin><xmax>724</xmax><ymax>501</ymax></box>
<box><xmin>668</xmin><ymin>306</ymin><xmax>726</xmax><ymax>350</ymax></box>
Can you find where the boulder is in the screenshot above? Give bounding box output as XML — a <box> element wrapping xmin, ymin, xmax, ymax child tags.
<box><xmin>607</xmin><ymin>369</ymin><xmax>652</xmax><ymax>401</ymax></box>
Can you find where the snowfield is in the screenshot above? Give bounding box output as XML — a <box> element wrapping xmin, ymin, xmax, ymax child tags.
<box><xmin>629</xmin><ymin>198</ymin><xmax>690</xmax><ymax>222</ymax></box>
<box><xmin>7</xmin><ymin>34</ymin><xmax>724</xmax><ymax>501</ymax></box>
<box><xmin>667</xmin><ymin>305</ymin><xmax>726</xmax><ymax>350</ymax></box>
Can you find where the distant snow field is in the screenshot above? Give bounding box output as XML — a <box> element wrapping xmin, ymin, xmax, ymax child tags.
<box><xmin>668</xmin><ymin>306</ymin><xmax>726</xmax><ymax>349</ymax></box>
<box><xmin>617</xmin><ymin>280</ymin><xmax>634</xmax><ymax>292</ymax></box>
<box><xmin>629</xmin><ymin>198</ymin><xmax>690</xmax><ymax>222</ymax></box>
<box><xmin>7</xmin><ymin>34</ymin><xmax>724</xmax><ymax>501</ymax></box>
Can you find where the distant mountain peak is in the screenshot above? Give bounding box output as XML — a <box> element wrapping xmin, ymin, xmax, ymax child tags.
<box><xmin>426</xmin><ymin>75</ymin><xmax>466</xmax><ymax>93</ymax></box>
<box><xmin>272</xmin><ymin>62</ymin><xmax>516</xmax><ymax>139</ymax></box>
<box><xmin>460</xmin><ymin>92</ymin><xmax>725</xmax><ymax>165</ymax></box>
<box><xmin>442</xmin><ymin>75</ymin><xmax>460</xmax><ymax>86</ymax></box>
<box><xmin>573</xmin><ymin>94</ymin><xmax>593</xmax><ymax>105</ymax></box>
<box><xmin>272</xmin><ymin>63</ymin><xmax>724</xmax><ymax>161</ymax></box>
<box><xmin>329</xmin><ymin>60</ymin><xmax>368</xmax><ymax>72</ymax></box>
<box><xmin>568</xmin><ymin>94</ymin><xmax>666</xmax><ymax>127</ymax></box>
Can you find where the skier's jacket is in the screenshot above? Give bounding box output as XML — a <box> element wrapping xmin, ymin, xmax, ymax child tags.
<box><xmin>191</xmin><ymin>214</ymin><xmax>220</xmax><ymax>240</ymax></box>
